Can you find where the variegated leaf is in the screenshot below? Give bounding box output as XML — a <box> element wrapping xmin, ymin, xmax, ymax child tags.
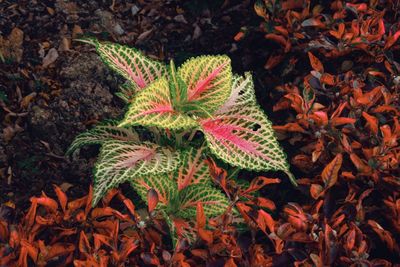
<box><xmin>66</xmin><ymin>120</ymin><xmax>139</xmax><ymax>155</ymax></box>
<box><xmin>200</xmin><ymin>73</ymin><xmax>296</xmax><ymax>184</ymax></box>
<box><xmin>93</xmin><ymin>140</ymin><xmax>182</xmax><ymax>205</ymax></box>
<box><xmin>176</xmin><ymin>146</ymin><xmax>213</xmax><ymax>191</ymax></box>
<box><xmin>115</xmin><ymin>82</ymin><xmax>139</xmax><ymax>103</ymax></box>
<box><xmin>178</xmin><ymin>55</ymin><xmax>232</xmax><ymax>114</ymax></box>
<box><xmin>177</xmin><ymin>184</ymin><xmax>230</xmax><ymax>219</ymax></box>
<box><xmin>119</xmin><ymin>77</ymin><xmax>197</xmax><ymax>130</ymax></box>
<box><xmin>77</xmin><ymin>38</ymin><xmax>167</xmax><ymax>90</ymax></box>
<box><xmin>130</xmin><ymin>174</ymin><xmax>178</xmax><ymax>211</ymax></box>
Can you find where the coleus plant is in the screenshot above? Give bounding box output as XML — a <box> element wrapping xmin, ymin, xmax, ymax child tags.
<box><xmin>67</xmin><ymin>38</ymin><xmax>295</xmax><ymax>244</ymax></box>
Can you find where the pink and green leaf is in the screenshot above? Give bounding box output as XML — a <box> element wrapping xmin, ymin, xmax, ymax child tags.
<box><xmin>93</xmin><ymin>140</ymin><xmax>182</xmax><ymax>206</ymax></box>
<box><xmin>177</xmin><ymin>184</ymin><xmax>230</xmax><ymax>219</ymax></box>
<box><xmin>199</xmin><ymin>73</ymin><xmax>295</xmax><ymax>184</ymax></box>
<box><xmin>118</xmin><ymin>77</ymin><xmax>197</xmax><ymax>129</ymax></box>
<box><xmin>77</xmin><ymin>38</ymin><xmax>166</xmax><ymax>91</ymax></box>
<box><xmin>178</xmin><ymin>55</ymin><xmax>232</xmax><ymax>114</ymax></box>
<box><xmin>176</xmin><ymin>146</ymin><xmax>213</xmax><ymax>191</ymax></box>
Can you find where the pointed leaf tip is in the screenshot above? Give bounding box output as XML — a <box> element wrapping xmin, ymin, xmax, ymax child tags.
<box><xmin>74</xmin><ymin>37</ymin><xmax>99</xmax><ymax>46</ymax></box>
<box><xmin>201</xmin><ymin>73</ymin><xmax>292</xmax><ymax>177</ymax></box>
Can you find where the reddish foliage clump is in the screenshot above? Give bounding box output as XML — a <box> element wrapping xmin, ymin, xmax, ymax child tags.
<box><xmin>250</xmin><ymin>0</ymin><xmax>400</xmax><ymax>265</ymax></box>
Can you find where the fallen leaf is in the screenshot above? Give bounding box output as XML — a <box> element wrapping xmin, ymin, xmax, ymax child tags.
<box><xmin>42</xmin><ymin>48</ymin><xmax>59</xmax><ymax>68</ymax></box>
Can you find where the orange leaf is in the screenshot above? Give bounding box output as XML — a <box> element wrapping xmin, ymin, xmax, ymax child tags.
<box><xmin>283</xmin><ymin>203</ymin><xmax>309</xmax><ymax>231</ymax></box>
<box><xmin>310</xmin><ymin>184</ymin><xmax>324</xmax><ymax>199</ymax></box>
<box><xmin>147</xmin><ymin>188</ymin><xmax>159</xmax><ymax>213</ymax></box>
<box><xmin>233</xmin><ymin>31</ymin><xmax>245</xmax><ymax>42</ymax></box>
<box><xmin>341</xmin><ymin>171</ymin><xmax>356</xmax><ymax>180</ymax></box>
<box><xmin>384</xmin><ymin>30</ymin><xmax>400</xmax><ymax>49</ymax></box>
<box><xmin>321</xmin><ymin>154</ymin><xmax>342</xmax><ymax>189</ymax></box>
<box><xmin>330</xmin><ymin>117</ymin><xmax>356</xmax><ymax>127</ymax></box>
<box><xmin>0</xmin><ymin>221</ymin><xmax>8</xmax><ymax>241</ymax></box>
<box><xmin>25</xmin><ymin>198</ymin><xmax>38</xmax><ymax>228</ymax></box>
<box><xmin>349</xmin><ymin>153</ymin><xmax>372</xmax><ymax>174</ymax></box>
<box><xmin>329</xmin><ymin>23</ymin><xmax>345</xmax><ymax>39</ymax></box>
<box><xmin>320</xmin><ymin>73</ymin><xmax>336</xmax><ymax>85</ymax></box>
<box><xmin>43</xmin><ymin>243</ymin><xmax>75</xmax><ymax>261</ymax></box>
<box><xmin>362</xmin><ymin>112</ymin><xmax>379</xmax><ymax>135</ymax></box>
<box><xmin>117</xmin><ymin>192</ymin><xmax>136</xmax><ymax>216</ymax></box>
<box><xmin>196</xmin><ymin>202</ymin><xmax>206</xmax><ymax>228</ymax></box>
<box><xmin>368</xmin><ymin>220</ymin><xmax>395</xmax><ymax>251</ymax></box>
<box><xmin>18</xmin><ymin>246</ymin><xmax>29</xmax><ymax>267</ymax></box>
<box><xmin>78</xmin><ymin>231</ymin><xmax>91</xmax><ymax>254</ymax></box>
<box><xmin>224</xmin><ymin>258</ymin><xmax>238</xmax><ymax>267</ymax></box>
<box><xmin>380</xmin><ymin>125</ymin><xmax>398</xmax><ymax>147</ymax></box>
<box><xmin>308</xmin><ymin>52</ymin><xmax>324</xmax><ymax>72</ymax></box>
<box><xmin>273</xmin><ymin>123</ymin><xmax>306</xmax><ymax>133</ymax></box>
<box><xmin>257</xmin><ymin>197</ymin><xmax>276</xmax><ymax>211</ymax></box>
<box><xmin>264</xmin><ymin>54</ymin><xmax>284</xmax><ymax>70</ymax></box>
<box><xmin>206</xmin><ymin>157</ymin><xmax>227</xmax><ymax>190</ymax></box>
<box><xmin>20</xmin><ymin>240</ymin><xmax>38</xmax><ymax>263</ymax></box>
<box><xmin>257</xmin><ymin>209</ymin><xmax>275</xmax><ymax>233</ymax></box>
<box><xmin>198</xmin><ymin>228</ymin><xmax>213</xmax><ymax>244</ymax></box>
<box><xmin>93</xmin><ymin>233</ymin><xmax>112</xmax><ymax>251</ymax></box>
<box><xmin>242</xmin><ymin>177</ymin><xmax>280</xmax><ymax>195</ymax></box>
<box><xmin>53</xmin><ymin>184</ymin><xmax>68</xmax><ymax>212</ymax></box>
<box><xmin>36</xmin><ymin>193</ymin><xmax>58</xmax><ymax>212</ymax></box>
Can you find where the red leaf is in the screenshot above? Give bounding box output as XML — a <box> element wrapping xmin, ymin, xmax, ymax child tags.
<box><xmin>380</xmin><ymin>125</ymin><xmax>397</xmax><ymax>147</ymax></box>
<box><xmin>224</xmin><ymin>258</ymin><xmax>238</xmax><ymax>267</ymax></box>
<box><xmin>273</xmin><ymin>123</ymin><xmax>307</xmax><ymax>133</ymax></box>
<box><xmin>117</xmin><ymin>192</ymin><xmax>136</xmax><ymax>216</ymax></box>
<box><xmin>310</xmin><ymin>184</ymin><xmax>324</xmax><ymax>199</ymax></box>
<box><xmin>329</xmin><ymin>23</ymin><xmax>345</xmax><ymax>39</ymax></box>
<box><xmin>257</xmin><ymin>197</ymin><xmax>276</xmax><ymax>211</ymax></box>
<box><xmin>350</xmin><ymin>153</ymin><xmax>372</xmax><ymax>174</ymax></box>
<box><xmin>78</xmin><ymin>231</ymin><xmax>91</xmax><ymax>254</ymax></box>
<box><xmin>320</xmin><ymin>73</ymin><xmax>336</xmax><ymax>85</ymax></box>
<box><xmin>198</xmin><ymin>228</ymin><xmax>213</xmax><ymax>244</ymax></box>
<box><xmin>196</xmin><ymin>202</ymin><xmax>206</xmax><ymax>228</ymax></box>
<box><xmin>384</xmin><ymin>30</ymin><xmax>400</xmax><ymax>49</ymax></box>
<box><xmin>93</xmin><ymin>233</ymin><xmax>111</xmax><ymax>251</ymax></box>
<box><xmin>53</xmin><ymin>184</ymin><xmax>68</xmax><ymax>212</ymax></box>
<box><xmin>362</xmin><ymin>112</ymin><xmax>379</xmax><ymax>135</ymax></box>
<box><xmin>242</xmin><ymin>177</ymin><xmax>280</xmax><ymax>196</ymax></box>
<box><xmin>0</xmin><ymin>221</ymin><xmax>8</xmax><ymax>241</ymax></box>
<box><xmin>257</xmin><ymin>209</ymin><xmax>275</xmax><ymax>233</ymax></box>
<box><xmin>284</xmin><ymin>203</ymin><xmax>310</xmax><ymax>231</ymax></box>
<box><xmin>330</xmin><ymin>117</ymin><xmax>356</xmax><ymax>127</ymax></box>
<box><xmin>25</xmin><ymin>198</ymin><xmax>38</xmax><ymax>228</ymax></box>
<box><xmin>147</xmin><ymin>188</ymin><xmax>159</xmax><ymax>213</ymax></box>
<box><xmin>43</xmin><ymin>243</ymin><xmax>75</xmax><ymax>261</ymax></box>
<box><xmin>20</xmin><ymin>240</ymin><xmax>38</xmax><ymax>263</ymax></box>
<box><xmin>264</xmin><ymin>54</ymin><xmax>284</xmax><ymax>70</ymax></box>
<box><xmin>308</xmin><ymin>52</ymin><xmax>324</xmax><ymax>72</ymax></box>
<box><xmin>368</xmin><ymin>220</ymin><xmax>395</xmax><ymax>250</ymax></box>
<box><xmin>35</xmin><ymin>193</ymin><xmax>58</xmax><ymax>213</ymax></box>
<box><xmin>321</xmin><ymin>154</ymin><xmax>342</xmax><ymax>189</ymax></box>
